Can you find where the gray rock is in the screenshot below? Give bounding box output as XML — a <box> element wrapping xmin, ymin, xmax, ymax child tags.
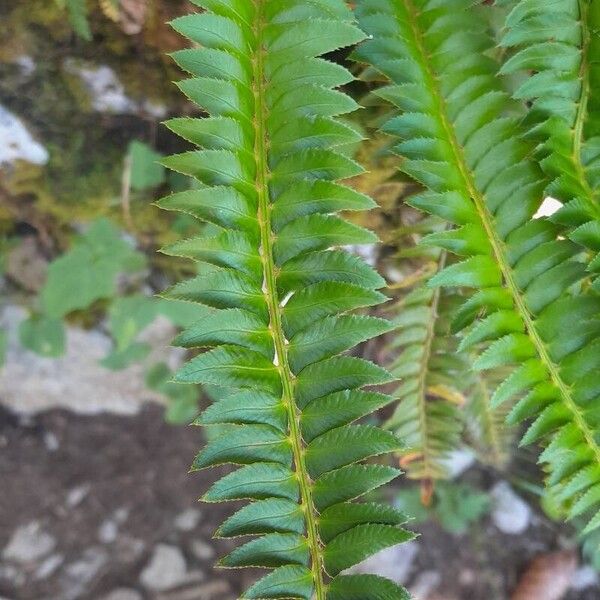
<box><xmin>98</xmin><ymin>507</ymin><xmax>129</xmax><ymax>544</ymax></box>
<box><xmin>441</xmin><ymin>448</ymin><xmax>476</xmax><ymax>478</ymax></box>
<box><xmin>174</xmin><ymin>509</ymin><xmax>202</xmax><ymax>532</ymax></box>
<box><xmin>190</xmin><ymin>540</ymin><xmax>214</xmax><ymax>561</ymax></box>
<box><xmin>347</xmin><ymin>541</ymin><xmax>419</xmax><ymax>585</ymax></box>
<box><xmin>98</xmin><ymin>519</ymin><xmax>119</xmax><ymax>544</ymax></box>
<box><xmin>0</xmin><ymin>564</ymin><xmax>25</xmax><ymax>587</ymax></box>
<box><xmin>0</xmin><ymin>306</ymin><xmax>179</xmax><ymax>415</ymax></box>
<box><xmin>66</xmin><ymin>484</ymin><xmax>91</xmax><ymax>508</ymax></box>
<box><xmin>570</xmin><ymin>565</ymin><xmax>599</xmax><ymax>590</ymax></box>
<box><xmin>6</xmin><ymin>237</ymin><xmax>48</xmax><ymax>292</ymax></box>
<box><xmin>0</xmin><ymin>105</ymin><xmax>48</xmax><ymax>165</ymax></box>
<box><xmin>140</xmin><ymin>544</ymin><xmax>188</xmax><ymax>591</ymax></box>
<box><xmin>3</xmin><ymin>521</ymin><xmax>56</xmax><ymax>563</ymax></box>
<box><xmin>409</xmin><ymin>570</ymin><xmax>441</xmax><ymax>599</ymax></box>
<box><xmin>113</xmin><ymin>535</ymin><xmax>146</xmax><ymax>564</ymax></box>
<box><xmin>44</xmin><ymin>432</ymin><xmax>59</xmax><ymax>451</ymax></box>
<box><xmin>100</xmin><ymin>589</ymin><xmax>143</xmax><ymax>600</ymax></box>
<box><xmin>156</xmin><ymin>580</ymin><xmax>230</xmax><ymax>600</ymax></box>
<box><xmin>63</xmin><ymin>547</ymin><xmax>107</xmax><ymax>583</ymax></box>
<box><xmin>490</xmin><ymin>481</ymin><xmax>531</xmax><ymax>535</ymax></box>
<box><xmin>34</xmin><ymin>553</ymin><xmax>64</xmax><ymax>580</ymax></box>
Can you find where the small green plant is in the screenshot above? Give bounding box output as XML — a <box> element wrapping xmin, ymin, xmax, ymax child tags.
<box><xmin>396</xmin><ymin>482</ymin><xmax>491</xmax><ymax>536</ymax></box>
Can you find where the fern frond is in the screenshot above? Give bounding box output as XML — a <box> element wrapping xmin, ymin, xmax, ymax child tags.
<box><xmin>160</xmin><ymin>2</ymin><xmax>413</xmax><ymax>598</ymax></box>
<box><xmin>385</xmin><ymin>240</ymin><xmax>465</xmax><ymax>502</ymax></box>
<box><xmin>355</xmin><ymin>0</ymin><xmax>600</xmax><ymax>535</ymax></box>
<box><xmin>500</xmin><ymin>0</ymin><xmax>600</xmax><ymax>288</ymax></box>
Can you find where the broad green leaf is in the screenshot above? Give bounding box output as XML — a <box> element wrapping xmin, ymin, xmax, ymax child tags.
<box><xmin>19</xmin><ymin>315</ymin><xmax>65</xmax><ymax>358</ymax></box>
<box><xmin>128</xmin><ymin>141</ymin><xmax>165</xmax><ymax>191</ymax></box>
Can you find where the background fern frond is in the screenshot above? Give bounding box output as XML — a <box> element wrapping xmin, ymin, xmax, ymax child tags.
<box><xmin>385</xmin><ymin>230</ymin><xmax>465</xmax><ymax>502</ymax></box>
<box><xmin>500</xmin><ymin>0</ymin><xmax>600</xmax><ymax>288</ymax></box>
<box><xmin>160</xmin><ymin>1</ymin><xmax>413</xmax><ymax>598</ymax></box>
<box><xmin>355</xmin><ymin>0</ymin><xmax>600</xmax><ymax>538</ymax></box>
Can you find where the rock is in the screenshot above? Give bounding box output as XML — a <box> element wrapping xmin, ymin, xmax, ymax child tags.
<box><xmin>63</xmin><ymin>547</ymin><xmax>107</xmax><ymax>585</ymax></box>
<box><xmin>98</xmin><ymin>519</ymin><xmax>119</xmax><ymax>544</ymax></box>
<box><xmin>441</xmin><ymin>448</ymin><xmax>476</xmax><ymax>478</ymax></box>
<box><xmin>0</xmin><ymin>564</ymin><xmax>25</xmax><ymax>588</ymax></box>
<box><xmin>34</xmin><ymin>553</ymin><xmax>64</xmax><ymax>580</ymax></box>
<box><xmin>490</xmin><ymin>482</ymin><xmax>531</xmax><ymax>535</ymax></box>
<box><xmin>347</xmin><ymin>541</ymin><xmax>419</xmax><ymax>585</ymax></box>
<box><xmin>98</xmin><ymin>508</ymin><xmax>129</xmax><ymax>543</ymax></box>
<box><xmin>64</xmin><ymin>61</ymin><xmax>137</xmax><ymax>114</ymax></box>
<box><xmin>113</xmin><ymin>535</ymin><xmax>146</xmax><ymax>564</ymax></box>
<box><xmin>100</xmin><ymin>589</ymin><xmax>143</xmax><ymax>600</ymax></box>
<box><xmin>140</xmin><ymin>544</ymin><xmax>188</xmax><ymax>591</ymax></box>
<box><xmin>66</xmin><ymin>483</ymin><xmax>91</xmax><ymax>507</ymax></box>
<box><xmin>174</xmin><ymin>508</ymin><xmax>202</xmax><ymax>532</ymax></box>
<box><xmin>5</xmin><ymin>237</ymin><xmax>48</xmax><ymax>292</ymax></box>
<box><xmin>2</xmin><ymin>521</ymin><xmax>56</xmax><ymax>563</ymax></box>
<box><xmin>0</xmin><ymin>105</ymin><xmax>48</xmax><ymax>165</ymax></box>
<box><xmin>409</xmin><ymin>570</ymin><xmax>441</xmax><ymax>599</ymax></box>
<box><xmin>155</xmin><ymin>580</ymin><xmax>231</xmax><ymax>600</ymax></box>
<box><xmin>570</xmin><ymin>565</ymin><xmax>599</xmax><ymax>590</ymax></box>
<box><xmin>190</xmin><ymin>540</ymin><xmax>214</xmax><ymax>561</ymax></box>
<box><xmin>0</xmin><ymin>305</ymin><xmax>179</xmax><ymax>415</ymax></box>
<box><xmin>44</xmin><ymin>432</ymin><xmax>59</xmax><ymax>451</ymax></box>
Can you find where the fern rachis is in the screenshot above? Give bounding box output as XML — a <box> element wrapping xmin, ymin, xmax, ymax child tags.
<box><xmin>355</xmin><ymin>0</ymin><xmax>600</xmax><ymax>534</ymax></box>
<box><xmin>160</xmin><ymin>1</ymin><xmax>413</xmax><ymax>598</ymax></box>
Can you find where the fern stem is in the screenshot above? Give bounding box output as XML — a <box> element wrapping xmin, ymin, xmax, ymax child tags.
<box><xmin>252</xmin><ymin>4</ymin><xmax>325</xmax><ymax>597</ymax></box>
<box><xmin>414</xmin><ymin>252</ymin><xmax>446</xmax><ymax>502</ymax></box>
<box><xmin>403</xmin><ymin>0</ymin><xmax>600</xmax><ymax>468</ymax></box>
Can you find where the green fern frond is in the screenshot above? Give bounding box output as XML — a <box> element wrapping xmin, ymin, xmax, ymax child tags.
<box><xmin>355</xmin><ymin>0</ymin><xmax>600</xmax><ymax>535</ymax></box>
<box><xmin>160</xmin><ymin>2</ymin><xmax>413</xmax><ymax>598</ymax></box>
<box><xmin>500</xmin><ymin>0</ymin><xmax>600</xmax><ymax>288</ymax></box>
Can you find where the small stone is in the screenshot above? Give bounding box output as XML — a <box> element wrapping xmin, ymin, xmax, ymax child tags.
<box><xmin>100</xmin><ymin>589</ymin><xmax>143</xmax><ymax>600</ymax></box>
<box><xmin>0</xmin><ymin>564</ymin><xmax>25</xmax><ymax>587</ymax></box>
<box><xmin>3</xmin><ymin>522</ymin><xmax>56</xmax><ymax>563</ymax></box>
<box><xmin>0</xmin><ymin>105</ymin><xmax>48</xmax><ymax>165</ymax></box>
<box><xmin>6</xmin><ymin>237</ymin><xmax>48</xmax><ymax>292</ymax></box>
<box><xmin>347</xmin><ymin>541</ymin><xmax>419</xmax><ymax>585</ymax></box>
<box><xmin>174</xmin><ymin>509</ymin><xmax>202</xmax><ymax>532</ymax></box>
<box><xmin>190</xmin><ymin>540</ymin><xmax>214</xmax><ymax>561</ymax></box>
<box><xmin>66</xmin><ymin>484</ymin><xmax>90</xmax><ymax>508</ymax></box>
<box><xmin>140</xmin><ymin>544</ymin><xmax>187</xmax><ymax>591</ymax></box>
<box><xmin>34</xmin><ymin>553</ymin><xmax>64</xmax><ymax>580</ymax></box>
<box><xmin>409</xmin><ymin>570</ymin><xmax>441</xmax><ymax>599</ymax></box>
<box><xmin>98</xmin><ymin>519</ymin><xmax>119</xmax><ymax>544</ymax></box>
<box><xmin>44</xmin><ymin>432</ymin><xmax>59</xmax><ymax>452</ymax></box>
<box><xmin>570</xmin><ymin>565</ymin><xmax>599</xmax><ymax>590</ymax></box>
<box><xmin>156</xmin><ymin>580</ymin><xmax>230</xmax><ymax>600</ymax></box>
<box><xmin>490</xmin><ymin>482</ymin><xmax>531</xmax><ymax>535</ymax></box>
<box><xmin>442</xmin><ymin>448</ymin><xmax>476</xmax><ymax>478</ymax></box>
<box><xmin>63</xmin><ymin>547</ymin><xmax>107</xmax><ymax>584</ymax></box>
